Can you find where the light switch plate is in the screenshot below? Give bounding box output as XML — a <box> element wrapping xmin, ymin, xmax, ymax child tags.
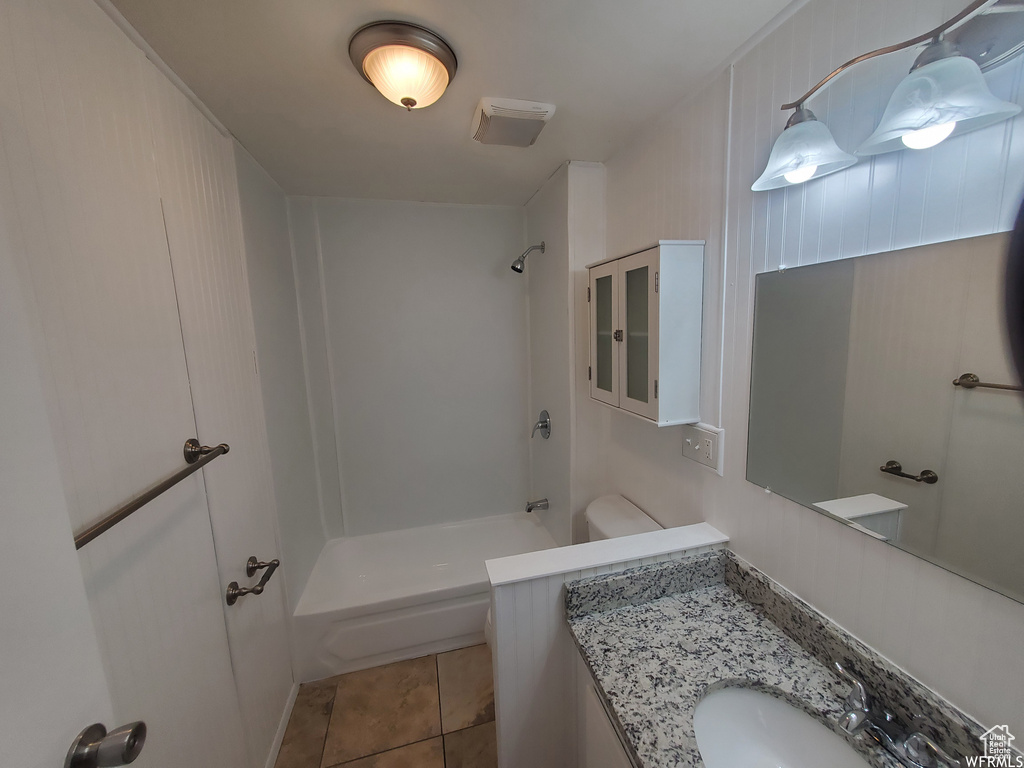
<box><xmin>681</xmin><ymin>423</ymin><xmax>724</xmax><ymax>475</ymax></box>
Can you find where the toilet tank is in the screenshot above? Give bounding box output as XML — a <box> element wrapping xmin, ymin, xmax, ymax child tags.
<box><xmin>585</xmin><ymin>495</ymin><xmax>663</xmax><ymax>541</ymax></box>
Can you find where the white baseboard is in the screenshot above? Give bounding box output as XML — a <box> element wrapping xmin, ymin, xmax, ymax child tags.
<box><xmin>264</xmin><ymin>682</ymin><xmax>299</xmax><ymax>768</ymax></box>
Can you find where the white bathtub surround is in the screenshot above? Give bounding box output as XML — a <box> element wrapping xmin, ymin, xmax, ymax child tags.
<box><xmin>487</xmin><ymin>523</ymin><xmax>728</xmax><ymax>768</ymax></box>
<box><xmin>287</xmin><ymin>197</ymin><xmax>529</xmax><ymax>538</ymax></box>
<box><xmin>527</xmin><ymin>161</ymin><xmax>609</xmax><ymax>546</ymax></box>
<box><xmin>236</xmin><ymin>145</ymin><xmax>325</xmax><ymax>609</ymax></box>
<box><xmin>525</xmin><ymin>164</ymin><xmax>573</xmax><ymax>547</ymax></box>
<box><xmin>292</xmin><ymin>513</ymin><xmax>556</xmax><ymax>681</ymax></box>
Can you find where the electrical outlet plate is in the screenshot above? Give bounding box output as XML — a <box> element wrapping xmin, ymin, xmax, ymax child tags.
<box><xmin>681</xmin><ymin>423</ymin><xmax>724</xmax><ymax>475</ymax></box>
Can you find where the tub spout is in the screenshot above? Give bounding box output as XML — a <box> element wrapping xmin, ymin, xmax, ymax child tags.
<box><xmin>526</xmin><ymin>498</ymin><xmax>549</xmax><ymax>513</ymax></box>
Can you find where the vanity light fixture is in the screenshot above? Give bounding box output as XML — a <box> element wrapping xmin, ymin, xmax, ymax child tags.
<box><xmin>750</xmin><ymin>107</ymin><xmax>857</xmax><ymax>191</ymax></box>
<box><xmin>349</xmin><ymin>21</ymin><xmax>457</xmax><ymax>111</ymax></box>
<box><xmin>754</xmin><ymin>0</ymin><xmax>1023</xmax><ymax>190</ymax></box>
<box><xmin>857</xmin><ymin>39</ymin><xmax>1021</xmax><ymax>155</ymax></box>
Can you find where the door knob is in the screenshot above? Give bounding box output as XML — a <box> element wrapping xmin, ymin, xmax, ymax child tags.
<box><xmin>531</xmin><ymin>410</ymin><xmax>551</xmax><ymax>439</ymax></box>
<box><xmin>65</xmin><ymin>722</ymin><xmax>146</xmax><ymax>768</ymax></box>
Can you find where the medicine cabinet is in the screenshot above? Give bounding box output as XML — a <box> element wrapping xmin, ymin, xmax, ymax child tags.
<box><xmin>587</xmin><ymin>240</ymin><xmax>704</xmax><ymax>426</ymax></box>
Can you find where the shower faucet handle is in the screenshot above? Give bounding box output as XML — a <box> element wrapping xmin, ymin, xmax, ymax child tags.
<box><xmin>531</xmin><ymin>410</ymin><xmax>551</xmax><ymax>439</ymax></box>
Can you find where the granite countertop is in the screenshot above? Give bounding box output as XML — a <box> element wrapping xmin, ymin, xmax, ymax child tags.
<box><xmin>565</xmin><ymin>551</ymin><xmax>981</xmax><ymax>768</ymax></box>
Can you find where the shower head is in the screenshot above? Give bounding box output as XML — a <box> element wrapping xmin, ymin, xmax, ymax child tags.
<box><xmin>511</xmin><ymin>242</ymin><xmax>545</xmax><ymax>273</ymax></box>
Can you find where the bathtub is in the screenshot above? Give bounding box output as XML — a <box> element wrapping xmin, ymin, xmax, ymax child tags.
<box><xmin>291</xmin><ymin>512</ymin><xmax>558</xmax><ymax>681</ymax></box>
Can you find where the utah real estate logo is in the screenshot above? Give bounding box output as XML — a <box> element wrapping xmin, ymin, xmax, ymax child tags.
<box><xmin>965</xmin><ymin>726</ymin><xmax>1024</xmax><ymax>767</ymax></box>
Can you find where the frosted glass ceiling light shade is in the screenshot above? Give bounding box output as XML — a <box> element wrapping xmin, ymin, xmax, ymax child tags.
<box><xmin>857</xmin><ymin>48</ymin><xmax>1021</xmax><ymax>156</ymax></box>
<box><xmin>349</xmin><ymin>22</ymin><xmax>457</xmax><ymax>111</ymax></box>
<box><xmin>751</xmin><ymin>108</ymin><xmax>857</xmax><ymax>191</ymax></box>
<box><xmin>362</xmin><ymin>45</ymin><xmax>449</xmax><ymax>109</ymax></box>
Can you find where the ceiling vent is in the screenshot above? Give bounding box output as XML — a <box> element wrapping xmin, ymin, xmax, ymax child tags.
<box><xmin>470</xmin><ymin>98</ymin><xmax>556</xmax><ymax>147</ymax></box>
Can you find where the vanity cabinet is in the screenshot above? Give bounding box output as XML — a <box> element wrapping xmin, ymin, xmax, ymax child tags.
<box><xmin>588</xmin><ymin>240</ymin><xmax>704</xmax><ymax>425</ymax></box>
<box><xmin>577</xmin><ymin>650</ymin><xmax>633</xmax><ymax>768</ymax></box>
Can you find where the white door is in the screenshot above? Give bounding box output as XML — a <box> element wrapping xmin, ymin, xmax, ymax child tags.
<box><xmin>149</xmin><ymin>95</ymin><xmax>294</xmax><ymax>763</ymax></box>
<box><xmin>0</xmin><ymin>2</ymin><xmax>250</xmax><ymax>766</ymax></box>
<box><xmin>0</xmin><ymin>242</ymin><xmax>115</xmax><ymax>768</ymax></box>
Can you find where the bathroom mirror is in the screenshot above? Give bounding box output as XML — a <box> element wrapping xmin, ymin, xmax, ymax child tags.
<box><xmin>746</xmin><ymin>232</ymin><xmax>1024</xmax><ymax>604</ymax></box>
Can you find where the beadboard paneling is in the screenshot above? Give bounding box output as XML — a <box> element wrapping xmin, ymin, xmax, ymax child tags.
<box><xmin>583</xmin><ymin>72</ymin><xmax>731</xmax><ymax>533</ymax></box>
<box><xmin>0</xmin><ymin>1</ymin><xmax>248</xmax><ymax>765</ymax></box>
<box><xmin>598</xmin><ymin>0</ymin><xmax>1024</xmax><ymax>737</ymax></box>
<box><xmin>489</xmin><ymin>539</ymin><xmax>726</xmax><ymax>768</ymax></box>
<box><xmin>144</xmin><ymin>63</ymin><xmax>293</xmax><ymax>766</ymax></box>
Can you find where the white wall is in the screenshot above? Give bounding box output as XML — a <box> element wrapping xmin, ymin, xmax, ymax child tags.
<box><xmin>566</xmin><ymin>162</ymin><xmax>608</xmax><ymax>542</ymax></box>
<box><xmin>287</xmin><ymin>198</ymin><xmax>346</xmax><ymax>539</ymax></box>
<box><xmin>0</xmin><ymin>202</ymin><xmax>115</xmax><ymax>768</ymax></box>
<box><xmin>236</xmin><ymin>144</ymin><xmax>325</xmax><ymax>609</ymax></box>
<box><xmin>589</xmin><ymin>0</ymin><xmax>1024</xmax><ymax>735</ymax></box>
<box><xmin>526</xmin><ymin>165</ymin><xmax>573</xmax><ymax>545</ymax></box>
<box><xmin>289</xmin><ymin>198</ymin><xmax>530</xmax><ymax>536</ymax></box>
<box><xmin>0</xmin><ymin>2</ymin><xmax>294</xmax><ymax>766</ymax></box>
<box><xmin>525</xmin><ymin>161</ymin><xmax>606</xmax><ymax>546</ymax></box>
<box><xmin>0</xmin><ymin>2</ymin><xmax>251</xmax><ymax>764</ymax></box>
<box><xmin>150</xmin><ymin>76</ymin><xmax>294</xmax><ymax>764</ymax></box>
<box><xmin>573</xmin><ymin>71</ymin><xmax>732</xmax><ymax>534</ymax></box>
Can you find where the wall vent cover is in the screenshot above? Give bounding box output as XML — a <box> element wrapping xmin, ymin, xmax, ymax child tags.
<box><xmin>470</xmin><ymin>98</ymin><xmax>556</xmax><ymax>147</ymax></box>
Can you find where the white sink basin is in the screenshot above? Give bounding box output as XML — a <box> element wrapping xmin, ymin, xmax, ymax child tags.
<box><xmin>693</xmin><ymin>686</ymin><xmax>871</xmax><ymax>768</ymax></box>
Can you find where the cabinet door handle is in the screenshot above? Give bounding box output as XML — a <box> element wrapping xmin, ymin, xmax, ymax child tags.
<box><xmin>613</xmin><ymin>329</ymin><xmax>623</xmax><ymax>342</ymax></box>
<box><xmin>226</xmin><ymin>557</ymin><xmax>280</xmax><ymax>605</ymax></box>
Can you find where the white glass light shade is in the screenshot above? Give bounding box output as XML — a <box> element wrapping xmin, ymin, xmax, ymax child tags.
<box><xmin>857</xmin><ymin>56</ymin><xmax>1021</xmax><ymax>156</ymax></box>
<box><xmin>751</xmin><ymin>117</ymin><xmax>857</xmax><ymax>191</ymax></box>
<box><xmin>362</xmin><ymin>44</ymin><xmax>450</xmax><ymax>109</ymax></box>
<box><xmin>901</xmin><ymin>121</ymin><xmax>956</xmax><ymax>149</ymax></box>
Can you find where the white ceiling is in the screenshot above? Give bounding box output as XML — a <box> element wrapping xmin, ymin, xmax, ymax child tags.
<box><xmin>110</xmin><ymin>0</ymin><xmax>791</xmax><ymax>205</ymax></box>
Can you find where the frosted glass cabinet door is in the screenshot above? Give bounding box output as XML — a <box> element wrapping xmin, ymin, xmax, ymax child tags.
<box><xmin>618</xmin><ymin>249</ymin><xmax>659</xmax><ymax>421</ymax></box>
<box><xmin>587</xmin><ymin>240</ymin><xmax>703</xmax><ymax>425</ymax></box>
<box><xmin>590</xmin><ymin>261</ymin><xmax>619</xmax><ymax>406</ymax></box>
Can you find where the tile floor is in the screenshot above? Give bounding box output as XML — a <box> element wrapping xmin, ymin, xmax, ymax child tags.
<box><xmin>275</xmin><ymin>645</ymin><xmax>497</xmax><ymax>768</ymax></box>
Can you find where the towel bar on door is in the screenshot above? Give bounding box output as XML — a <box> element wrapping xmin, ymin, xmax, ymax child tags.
<box><xmin>952</xmin><ymin>372</ymin><xmax>1023</xmax><ymax>392</ymax></box>
<box><xmin>73</xmin><ymin>439</ymin><xmax>229</xmax><ymax>550</ymax></box>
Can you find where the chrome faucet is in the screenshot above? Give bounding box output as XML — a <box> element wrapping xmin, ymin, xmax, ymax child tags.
<box><xmin>834</xmin><ymin>662</ymin><xmax>961</xmax><ymax>768</ymax></box>
<box><xmin>525</xmin><ymin>498</ymin><xmax>549</xmax><ymax>513</ymax></box>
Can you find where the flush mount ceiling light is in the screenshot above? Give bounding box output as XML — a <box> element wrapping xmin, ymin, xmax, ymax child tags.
<box><xmin>754</xmin><ymin>0</ymin><xmax>1024</xmax><ymax>191</ymax></box>
<box><xmin>857</xmin><ymin>39</ymin><xmax>1021</xmax><ymax>155</ymax></box>
<box><xmin>751</xmin><ymin>108</ymin><xmax>857</xmax><ymax>191</ymax></box>
<box><xmin>349</xmin><ymin>21</ymin><xmax>457</xmax><ymax>111</ymax></box>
